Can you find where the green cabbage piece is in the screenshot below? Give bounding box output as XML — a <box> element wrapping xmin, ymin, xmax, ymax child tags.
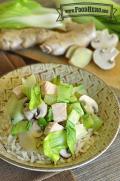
<box><xmin>38</xmin><ymin>118</ymin><xmax>47</xmax><ymax>128</ymax></box>
<box><xmin>29</xmin><ymin>85</ymin><xmax>42</xmax><ymax>110</ymax></box>
<box><xmin>57</xmin><ymin>84</ymin><xmax>73</xmax><ymax>103</ymax></box>
<box><xmin>66</xmin><ymin>107</ymin><xmax>82</xmax><ymax>154</ymax></box>
<box><xmin>82</xmin><ymin>114</ymin><xmax>103</xmax><ymax>131</ymax></box>
<box><xmin>44</xmin><ymin>94</ymin><xmax>57</xmax><ymax>105</ymax></box>
<box><xmin>45</xmin><ymin>108</ymin><xmax>53</xmax><ymax>122</ymax></box>
<box><xmin>68</xmin><ymin>102</ymin><xmax>84</xmax><ymax>117</ymax></box>
<box><xmin>66</xmin><ymin>120</ymin><xmax>76</xmax><ymax>154</ymax></box>
<box><xmin>11</xmin><ymin>120</ymin><xmax>32</xmax><ymax>136</ymax></box>
<box><xmin>73</xmin><ymin>84</ymin><xmax>87</xmax><ymax>96</ymax></box>
<box><xmin>6</xmin><ymin>95</ymin><xmax>24</xmax><ymax>124</ymax></box>
<box><xmin>51</xmin><ymin>76</ymin><xmax>62</xmax><ymax>85</ymax></box>
<box><xmin>43</xmin><ymin>130</ymin><xmax>67</xmax><ymax>163</ymax></box>
<box><xmin>0</xmin><ymin>0</ymin><xmax>66</xmax><ymax>29</ymax></box>
<box><xmin>22</xmin><ymin>74</ymin><xmax>37</xmax><ymax>99</ymax></box>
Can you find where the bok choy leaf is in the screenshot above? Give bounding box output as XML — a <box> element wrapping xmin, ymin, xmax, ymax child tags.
<box><xmin>11</xmin><ymin>120</ymin><xmax>32</xmax><ymax>136</ymax></box>
<box><xmin>43</xmin><ymin>130</ymin><xmax>67</xmax><ymax>163</ymax></box>
<box><xmin>0</xmin><ymin>0</ymin><xmax>66</xmax><ymax>29</ymax></box>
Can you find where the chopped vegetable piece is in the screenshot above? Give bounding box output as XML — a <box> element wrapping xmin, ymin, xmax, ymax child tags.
<box><xmin>69</xmin><ymin>47</ymin><xmax>92</xmax><ymax>68</ymax></box>
<box><xmin>22</xmin><ymin>74</ymin><xmax>36</xmax><ymax>99</ymax></box>
<box><xmin>76</xmin><ymin>123</ymin><xmax>88</xmax><ymax>141</ymax></box>
<box><xmin>92</xmin><ymin>115</ymin><xmax>103</xmax><ymax>131</ymax></box>
<box><xmin>29</xmin><ymin>85</ymin><xmax>42</xmax><ymax>110</ymax></box>
<box><xmin>67</xmin><ymin>109</ymin><xmax>80</xmax><ymax>125</ymax></box>
<box><xmin>38</xmin><ymin>118</ymin><xmax>47</xmax><ymax>128</ymax></box>
<box><xmin>73</xmin><ymin>84</ymin><xmax>87</xmax><ymax>96</ymax></box>
<box><xmin>46</xmin><ymin>108</ymin><xmax>53</xmax><ymax>122</ymax></box>
<box><xmin>6</xmin><ymin>95</ymin><xmax>24</xmax><ymax>124</ymax></box>
<box><xmin>82</xmin><ymin>114</ymin><xmax>94</xmax><ymax>129</ymax></box>
<box><xmin>52</xmin><ymin>76</ymin><xmax>61</xmax><ymax>85</ymax></box>
<box><xmin>44</xmin><ymin>94</ymin><xmax>57</xmax><ymax>105</ymax></box>
<box><xmin>69</xmin><ymin>95</ymin><xmax>77</xmax><ymax>103</ymax></box>
<box><xmin>11</xmin><ymin>120</ymin><xmax>32</xmax><ymax>136</ymax></box>
<box><xmin>66</xmin><ymin>45</ymin><xmax>78</xmax><ymax>59</ymax></box>
<box><xmin>69</xmin><ymin>103</ymin><xmax>84</xmax><ymax>117</ymax></box>
<box><xmin>57</xmin><ymin>84</ymin><xmax>73</xmax><ymax>102</ymax></box>
<box><xmin>43</xmin><ymin>130</ymin><xmax>67</xmax><ymax>163</ymax></box>
<box><xmin>0</xmin><ymin>0</ymin><xmax>65</xmax><ymax>29</ymax></box>
<box><xmin>66</xmin><ymin>120</ymin><xmax>76</xmax><ymax>154</ymax></box>
<box><xmin>82</xmin><ymin>114</ymin><xmax>103</xmax><ymax>131</ymax></box>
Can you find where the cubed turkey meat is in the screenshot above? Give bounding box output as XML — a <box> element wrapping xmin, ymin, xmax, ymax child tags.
<box><xmin>52</xmin><ymin>103</ymin><xmax>67</xmax><ymax>122</ymax></box>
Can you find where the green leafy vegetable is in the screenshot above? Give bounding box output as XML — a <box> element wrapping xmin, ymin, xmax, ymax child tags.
<box><xmin>22</xmin><ymin>74</ymin><xmax>37</xmax><ymax>99</ymax></box>
<box><xmin>29</xmin><ymin>85</ymin><xmax>41</xmax><ymax>110</ymax></box>
<box><xmin>45</xmin><ymin>108</ymin><xmax>53</xmax><ymax>122</ymax></box>
<box><xmin>69</xmin><ymin>95</ymin><xmax>77</xmax><ymax>103</ymax></box>
<box><xmin>6</xmin><ymin>95</ymin><xmax>24</xmax><ymax>124</ymax></box>
<box><xmin>52</xmin><ymin>76</ymin><xmax>61</xmax><ymax>85</ymax></box>
<box><xmin>38</xmin><ymin>118</ymin><xmax>47</xmax><ymax>128</ymax></box>
<box><xmin>82</xmin><ymin>114</ymin><xmax>103</xmax><ymax>131</ymax></box>
<box><xmin>66</xmin><ymin>108</ymin><xmax>81</xmax><ymax>154</ymax></box>
<box><xmin>73</xmin><ymin>84</ymin><xmax>87</xmax><ymax>96</ymax></box>
<box><xmin>92</xmin><ymin>115</ymin><xmax>103</xmax><ymax>131</ymax></box>
<box><xmin>44</xmin><ymin>94</ymin><xmax>57</xmax><ymax>105</ymax></box>
<box><xmin>11</xmin><ymin>120</ymin><xmax>32</xmax><ymax>136</ymax></box>
<box><xmin>69</xmin><ymin>102</ymin><xmax>84</xmax><ymax>117</ymax></box>
<box><xmin>0</xmin><ymin>0</ymin><xmax>66</xmax><ymax>29</ymax></box>
<box><xmin>82</xmin><ymin>114</ymin><xmax>94</xmax><ymax>129</ymax></box>
<box><xmin>66</xmin><ymin>120</ymin><xmax>76</xmax><ymax>154</ymax></box>
<box><xmin>57</xmin><ymin>84</ymin><xmax>73</xmax><ymax>103</ymax></box>
<box><xmin>43</xmin><ymin>130</ymin><xmax>67</xmax><ymax>163</ymax></box>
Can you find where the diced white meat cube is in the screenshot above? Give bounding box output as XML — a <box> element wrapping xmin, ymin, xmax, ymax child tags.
<box><xmin>42</xmin><ymin>81</ymin><xmax>57</xmax><ymax>95</ymax></box>
<box><xmin>44</xmin><ymin>122</ymin><xmax>64</xmax><ymax>135</ymax></box>
<box><xmin>52</xmin><ymin>103</ymin><xmax>67</xmax><ymax>122</ymax></box>
<box><xmin>13</xmin><ymin>85</ymin><xmax>23</xmax><ymax>98</ymax></box>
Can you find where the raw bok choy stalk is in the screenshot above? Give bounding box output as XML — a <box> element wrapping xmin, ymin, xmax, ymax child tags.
<box><xmin>0</xmin><ymin>0</ymin><xmax>66</xmax><ymax>29</ymax></box>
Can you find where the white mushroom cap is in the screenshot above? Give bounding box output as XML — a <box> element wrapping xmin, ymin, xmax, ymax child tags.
<box><xmin>79</xmin><ymin>95</ymin><xmax>98</xmax><ymax>114</ymax></box>
<box><xmin>36</xmin><ymin>101</ymin><xmax>47</xmax><ymax>119</ymax></box>
<box><xmin>91</xmin><ymin>29</ymin><xmax>119</xmax><ymax>49</ymax></box>
<box><xmin>60</xmin><ymin>149</ymin><xmax>71</xmax><ymax>158</ymax></box>
<box><xmin>93</xmin><ymin>47</ymin><xmax>119</xmax><ymax>70</ymax></box>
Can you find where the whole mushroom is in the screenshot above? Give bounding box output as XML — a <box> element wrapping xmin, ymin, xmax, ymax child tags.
<box><xmin>93</xmin><ymin>47</ymin><xmax>119</xmax><ymax>70</ymax></box>
<box><xmin>91</xmin><ymin>29</ymin><xmax>119</xmax><ymax>49</ymax></box>
<box><xmin>79</xmin><ymin>95</ymin><xmax>98</xmax><ymax>114</ymax></box>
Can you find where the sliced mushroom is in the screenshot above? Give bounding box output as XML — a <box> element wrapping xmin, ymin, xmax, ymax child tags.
<box><xmin>91</xmin><ymin>29</ymin><xmax>119</xmax><ymax>49</ymax></box>
<box><xmin>93</xmin><ymin>47</ymin><xmax>119</xmax><ymax>70</ymax></box>
<box><xmin>35</xmin><ymin>101</ymin><xmax>47</xmax><ymax>119</ymax></box>
<box><xmin>23</xmin><ymin>103</ymin><xmax>37</xmax><ymax>120</ymax></box>
<box><xmin>79</xmin><ymin>95</ymin><xmax>98</xmax><ymax>114</ymax></box>
<box><xmin>60</xmin><ymin>149</ymin><xmax>71</xmax><ymax>158</ymax></box>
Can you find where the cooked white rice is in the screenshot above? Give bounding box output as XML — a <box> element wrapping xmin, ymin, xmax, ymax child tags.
<box><xmin>5</xmin><ymin>135</ymin><xmax>50</xmax><ymax>164</ymax></box>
